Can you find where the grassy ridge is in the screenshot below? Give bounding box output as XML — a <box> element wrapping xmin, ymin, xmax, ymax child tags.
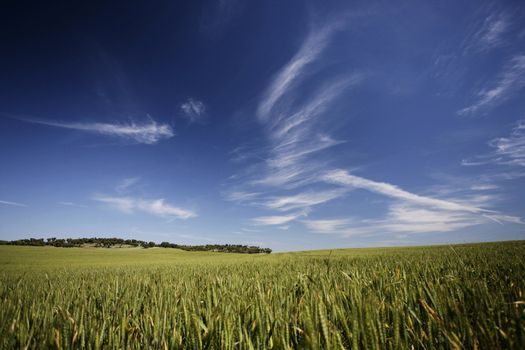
<box><xmin>1</xmin><ymin>242</ymin><xmax>524</xmax><ymax>349</ymax></box>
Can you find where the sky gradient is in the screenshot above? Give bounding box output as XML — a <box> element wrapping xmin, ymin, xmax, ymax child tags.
<box><xmin>1</xmin><ymin>0</ymin><xmax>524</xmax><ymax>251</ymax></box>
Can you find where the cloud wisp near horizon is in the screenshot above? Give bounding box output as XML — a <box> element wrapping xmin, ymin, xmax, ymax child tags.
<box><xmin>93</xmin><ymin>195</ymin><xmax>196</xmax><ymax>220</ymax></box>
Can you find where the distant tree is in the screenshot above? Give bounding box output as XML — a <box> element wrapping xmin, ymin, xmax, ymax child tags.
<box><xmin>3</xmin><ymin>237</ymin><xmax>272</xmax><ymax>253</ymax></box>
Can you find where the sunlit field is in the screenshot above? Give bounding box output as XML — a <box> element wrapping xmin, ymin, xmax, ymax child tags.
<box><xmin>1</xmin><ymin>241</ymin><xmax>525</xmax><ymax>349</ymax></box>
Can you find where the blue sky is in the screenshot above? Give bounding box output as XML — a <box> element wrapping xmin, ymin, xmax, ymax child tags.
<box><xmin>1</xmin><ymin>1</ymin><xmax>524</xmax><ymax>251</ymax></box>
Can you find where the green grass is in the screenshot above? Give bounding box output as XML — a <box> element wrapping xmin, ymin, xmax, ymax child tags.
<box><xmin>1</xmin><ymin>241</ymin><xmax>524</xmax><ymax>349</ymax></box>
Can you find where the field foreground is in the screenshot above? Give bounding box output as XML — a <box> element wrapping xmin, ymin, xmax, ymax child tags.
<box><xmin>1</xmin><ymin>242</ymin><xmax>524</xmax><ymax>349</ymax></box>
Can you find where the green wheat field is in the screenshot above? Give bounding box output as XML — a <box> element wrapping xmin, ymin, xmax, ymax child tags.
<box><xmin>1</xmin><ymin>241</ymin><xmax>524</xmax><ymax>349</ymax></box>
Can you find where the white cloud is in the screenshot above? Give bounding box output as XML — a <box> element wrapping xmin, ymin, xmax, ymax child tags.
<box><xmin>303</xmin><ymin>218</ymin><xmax>351</xmax><ymax>233</ymax></box>
<box><xmin>264</xmin><ymin>189</ymin><xmax>346</xmax><ymax>211</ymax></box>
<box><xmin>322</xmin><ymin>169</ymin><xmax>492</xmax><ymax>214</ymax></box>
<box><xmin>486</xmin><ymin>214</ymin><xmax>524</xmax><ymax>225</ymax></box>
<box><xmin>380</xmin><ymin>203</ymin><xmax>487</xmax><ymax>233</ymax></box>
<box><xmin>93</xmin><ymin>195</ymin><xmax>196</xmax><ymax>219</ymax></box>
<box><xmin>257</xmin><ymin>24</ymin><xmax>339</xmax><ymax>120</ymax></box>
<box><xmin>489</xmin><ymin>120</ymin><xmax>525</xmax><ymax>166</ymax></box>
<box><xmin>480</xmin><ymin>15</ymin><xmax>510</xmax><ymax>48</ymax></box>
<box><xmin>228</xmin><ymin>17</ymin><xmax>520</xmax><ymax>238</ymax></box>
<box><xmin>251</xmin><ymin>211</ymin><xmax>306</xmax><ymax>226</ymax></box>
<box><xmin>58</xmin><ymin>201</ymin><xmax>87</xmax><ymax>208</ymax></box>
<box><xmin>224</xmin><ymin>191</ymin><xmax>260</xmax><ymax>203</ymax></box>
<box><xmin>180</xmin><ymin>98</ymin><xmax>206</xmax><ymax>123</ymax></box>
<box><xmin>303</xmin><ymin>169</ymin><xmax>524</xmax><ymax>237</ymax></box>
<box><xmin>230</xmin><ymin>16</ymin><xmax>522</xmax><ymax>240</ymax></box>
<box><xmin>253</xmin><ymin>76</ymin><xmax>362</xmax><ymax>189</ymax></box>
<box><xmin>116</xmin><ymin>177</ymin><xmax>140</xmax><ymax>194</ymax></box>
<box><xmin>20</xmin><ymin>117</ymin><xmax>174</xmax><ymax>144</ymax></box>
<box><xmin>470</xmin><ymin>183</ymin><xmax>499</xmax><ymax>191</ymax></box>
<box><xmin>229</xmin><ymin>144</ymin><xmax>266</xmax><ymax>163</ymax></box>
<box><xmin>303</xmin><ymin>202</ymin><xmax>522</xmax><ymax>238</ymax></box>
<box><xmin>459</xmin><ymin>55</ymin><xmax>525</xmax><ymax>115</ymax></box>
<box><xmin>241</xmin><ymin>228</ymin><xmax>261</xmax><ymax>233</ymax></box>
<box><xmin>0</xmin><ymin>200</ymin><xmax>26</xmax><ymax>207</ymax></box>
<box><xmin>226</xmin><ymin>22</ymin><xmax>366</xmax><ymax>229</ymax></box>
<box><xmin>462</xmin><ymin>119</ymin><xmax>525</xmax><ymax>168</ymax></box>
<box><xmin>464</xmin><ymin>12</ymin><xmax>511</xmax><ymax>52</ymax></box>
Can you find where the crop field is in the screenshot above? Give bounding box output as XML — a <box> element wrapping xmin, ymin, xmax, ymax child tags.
<box><xmin>1</xmin><ymin>241</ymin><xmax>524</xmax><ymax>349</ymax></box>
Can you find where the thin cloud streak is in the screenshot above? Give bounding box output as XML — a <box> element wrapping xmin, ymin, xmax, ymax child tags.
<box><xmin>224</xmin><ymin>191</ymin><xmax>260</xmax><ymax>203</ymax></box>
<box><xmin>459</xmin><ymin>55</ymin><xmax>525</xmax><ymax>115</ymax></box>
<box><xmin>303</xmin><ymin>218</ymin><xmax>351</xmax><ymax>233</ymax></box>
<box><xmin>257</xmin><ymin>24</ymin><xmax>341</xmax><ymax>120</ymax></box>
<box><xmin>93</xmin><ymin>195</ymin><xmax>196</xmax><ymax>219</ymax></box>
<box><xmin>264</xmin><ymin>189</ymin><xmax>346</xmax><ymax>211</ymax></box>
<box><xmin>0</xmin><ymin>200</ymin><xmax>26</xmax><ymax>207</ymax></box>
<box><xmin>58</xmin><ymin>201</ymin><xmax>87</xmax><ymax>208</ymax></box>
<box><xmin>323</xmin><ymin>169</ymin><xmax>492</xmax><ymax>214</ymax></box>
<box><xmin>16</xmin><ymin>117</ymin><xmax>174</xmax><ymax>144</ymax></box>
<box><xmin>116</xmin><ymin>177</ymin><xmax>140</xmax><ymax>194</ymax></box>
<box><xmin>251</xmin><ymin>211</ymin><xmax>306</xmax><ymax>226</ymax></box>
<box><xmin>470</xmin><ymin>184</ymin><xmax>499</xmax><ymax>191</ymax></box>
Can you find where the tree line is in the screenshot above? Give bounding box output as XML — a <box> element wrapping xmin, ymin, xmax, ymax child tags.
<box><xmin>0</xmin><ymin>237</ymin><xmax>272</xmax><ymax>254</ymax></box>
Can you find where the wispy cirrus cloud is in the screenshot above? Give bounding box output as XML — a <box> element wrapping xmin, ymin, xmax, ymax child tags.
<box><xmin>116</xmin><ymin>177</ymin><xmax>141</xmax><ymax>194</ymax></box>
<box><xmin>228</xmin><ymin>14</ymin><xmax>525</xmax><ymax>240</ymax></box>
<box><xmin>223</xmin><ymin>191</ymin><xmax>260</xmax><ymax>203</ymax></box>
<box><xmin>257</xmin><ymin>23</ymin><xmax>340</xmax><ymax>120</ymax></box>
<box><xmin>93</xmin><ymin>195</ymin><xmax>196</xmax><ymax>220</ymax></box>
<box><xmin>463</xmin><ymin>12</ymin><xmax>511</xmax><ymax>53</ymax></box>
<box><xmin>303</xmin><ymin>218</ymin><xmax>351</xmax><ymax>233</ymax></box>
<box><xmin>380</xmin><ymin>203</ymin><xmax>489</xmax><ymax>233</ymax></box>
<box><xmin>0</xmin><ymin>200</ymin><xmax>26</xmax><ymax>207</ymax></box>
<box><xmin>13</xmin><ymin>116</ymin><xmax>174</xmax><ymax>144</ymax></box>
<box><xmin>253</xmin><ymin>75</ymin><xmax>362</xmax><ymax>189</ymax></box>
<box><xmin>462</xmin><ymin>119</ymin><xmax>525</xmax><ymax>168</ymax></box>
<box><xmin>264</xmin><ymin>189</ymin><xmax>346</xmax><ymax>211</ymax></box>
<box><xmin>224</xmin><ymin>21</ymin><xmax>363</xmax><ymax>227</ymax></box>
<box><xmin>230</xmin><ymin>16</ymin><xmax>521</xmax><ymax>237</ymax></box>
<box><xmin>322</xmin><ymin>169</ymin><xmax>493</xmax><ymax>214</ymax></box>
<box><xmin>478</xmin><ymin>14</ymin><xmax>510</xmax><ymax>49</ymax></box>
<box><xmin>305</xmin><ymin>202</ymin><xmax>522</xmax><ymax>238</ymax></box>
<box><xmin>244</xmin><ymin>19</ymin><xmax>364</xmax><ymax>190</ymax></box>
<box><xmin>470</xmin><ymin>183</ymin><xmax>499</xmax><ymax>191</ymax></box>
<box><xmin>58</xmin><ymin>201</ymin><xmax>87</xmax><ymax>208</ymax></box>
<box><xmin>309</xmin><ymin>169</ymin><xmax>523</xmax><ymax>237</ymax></box>
<box><xmin>458</xmin><ymin>55</ymin><xmax>525</xmax><ymax>115</ymax></box>
<box><xmin>180</xmin><ymin>98</ymin><xmax>206</xmax><ymax>124</ymax></box>
<box><xmin>488</xmin><ymin>120</ymin><xmax>525</xmax><ymax>166</ymax></box>
<box><xmin>251</xmin><ymin>211</ymin><xmax>307</xmax><ymax>226</ymax></box>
